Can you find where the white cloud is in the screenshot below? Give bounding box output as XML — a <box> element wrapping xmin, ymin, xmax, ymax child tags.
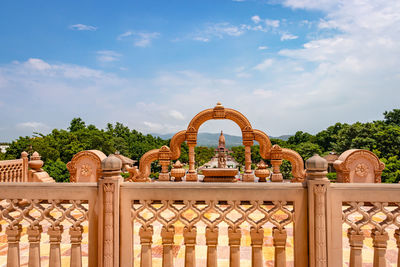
<box><xmin>117</xmin><ymin>31</ymin><xmax>133</xmax><ymax>40</ymax></box>
<box><xmin>17</xmin><ymin>122</ymin><xmax>50</xmax><ymax>130</ymax></box>
<box><xmin>265</xmin><ymin>19</ymin><xmax>280</xmax><ymax>28</ymax></box>
<box><xmin>253</xmin><ymin>89</ymin><xmax>274</xmax><ymax>98</ymax></box>
<box><xmin>143</xmin><ymin>121</ymin><xmax>163</xmax><ymax>131</ymax></box>
<box><xmin>258</xmin><ymin>46</ymin><xmax>268</xmax><ymax>50</ymax></box>
<box><xmin>134</xmin><ymin>32</ymin><xmax>160</xmax><ymax>47</ymax></box>
<box><xmin>69</xmin><ymin>24</ymin><xmax>97</xmax><ymax>31</ymax></box>
<box><xmin>24</xmin><ymin>58</ymin><xmax>51</xmax><ymax>71</ymax></box>
<box><xmin>193</xmin><ymin>22</ymin><xmax>245</xmax><ymax>41</ymax></box>
<box><xmin>253</xmin><ymin>59</ymin><xmax>274</xmax><ymax>71</ymax></box>
<box><xmin>96</xmin><ymin>50</ymin><xmax>121</xmax><ymax>63</ymax></box>
<box><xmin>280</xmin><ymin>33</ymin><xmax>298</xmax><ymax>41</ymax></box>
<box><xmin>169</xmin><ymin>110</ymin><xmax>185</xmax><ymax>120</ymax></box>
<box><xmin>251</xmin><ymin>15</ymin><xmax>261</xmax><ymax>24</ymax></box>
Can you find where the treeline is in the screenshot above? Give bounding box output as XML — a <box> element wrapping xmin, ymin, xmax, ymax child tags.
<box><xmin>1</xmin><ymin>109</ymin><xmax>399</xmax><ymax>183</ymax></box>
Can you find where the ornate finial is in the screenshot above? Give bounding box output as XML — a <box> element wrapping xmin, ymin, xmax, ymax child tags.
<box><xmin>257</xmin><ymin>160</ymin><xmax>267</xmax><ymax>169</ymax></box>
<box><xmin>172</xmin><ymin>160</ymin><xmax>183</xmax><ymax>168</ymax></box>
<box><xmin>217</xmin><ymin>102</ymin><xmax>222</xmax><ymax>106</ymax></box>
<box><xmin>102</xmin><ymin>154</ymin><xmax>122</xmax><ymax>171</ymax></box>
<box><xmin>31</xmin><ymin>151</ymin><xmax>41</xmax><ymax>160</ymax></box>
<box><xmin>306</xmin><ymin>154</ymin><xmax>328</xmax><ymax>180</ymax></box>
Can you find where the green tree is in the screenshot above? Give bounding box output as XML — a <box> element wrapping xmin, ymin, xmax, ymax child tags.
<box><xmin>42</xmin><ymin>159</ymin><xmax>70</xmax><ymax>182</ymax></box>
<box><xmin>68</xmin><ymin>118</ymin><xmax>86</xmax><ymax>132</ymax></box>
<box><xmin>381</xmin><ymin>156</ymin><xmax>400</xmax><ymax>183</ymax></box>
<box><xmin>384</xmin><ymin>109</ymin><xmax>400</xmax><ymax>126</ymax></box>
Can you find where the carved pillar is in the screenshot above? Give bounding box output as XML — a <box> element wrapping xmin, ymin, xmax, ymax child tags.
<box><xmin>6</xmin><ymin>225</ymin><xmax>22</xmax><ymax>267</ymax></box>
<box><xmin>158</xmin><ymin>146</ymin><xmax>171</xmax><ymax>181</ymax></box>
<box><xmin>206</xmin><ymin>227</ymin><xmax>218</xmax><ymax>267</ymax></box>
<box><xmin>371</xmin><ymin>230</ymin><xmax>389</xmax><ymax>267</ymax></box>
<box><xmin>139</xmin><ymin>226</ymin><xmax>153</xmax><ymax>267</ymax></box>
<box><xmin>99</xmin><ymin>154</ymin><xmax>123</xmax><ymax>267</ymax></box>
<box><xmin>250</xmin><ymin>227</ymin><xmax>264</xmax><ymax>267</ymax></box>
<box><xmin>273</xmin><ymin>228</ymin><xmax>287</xmax><ymax>266</ymax></box>
<box><xmin>186</xmin><ymin>143</ymin><xmax>198</xmax><ymax>181</ymax></box>
<box><xmin>27</xmin><ymin>226</ymin><xmax>42</xmax><ymax>267</ymax></box>
<box><xmin>161</xmin><ymin>227</ymin><xmax>175</xmax><ymax>267</ymax></box>
<box><xmin>70</xmin><ymin>227</ymin><xmax>83</xmax><ymax>267</ymax></box>
<box><xmin>270</xmin><ymin>145</ymin><xmax>283</xmax><ymax>182</ymax></box>
<box><xmin>306</xmin><ymin>154</ymin><xmax>329</xmax><ymax>267</ymax></box>
<box><xmin>21</xmin><ymin>151</ymin><xmax>28</xmax><ymax>182</ymax></box>
<box><xmin>183</xmin><ymin>227</ymin><xmax>197</xmax><ymax>267</ymax></box>
<box><xmin>48</xmin><ymin>225</ymin><xmax>63</xmax><ymax>267</ymax></box>
<box><xmin>347</xmin><ymin>229</ymin><xmax>364</xmax><ymax>267</ymax></box>
<box><xmin>394</xmin><ymin>229</ymin><xmax>400</xmax><ymax>266</ymax></box>
<box><xmin>228</xmin><ymin>228</ymin><xmax>241</xmax><ymax>267</ymax></box>
<box><xmin>242</xmin><ymin>141</ymin><xmax>254</xmax><ymax>182</ymax></box>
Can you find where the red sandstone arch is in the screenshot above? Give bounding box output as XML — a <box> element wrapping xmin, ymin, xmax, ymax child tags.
<box><xmin>133</xmin><ymin>102</ymin><xmax>305</xmax><ymax>182</ymax></box>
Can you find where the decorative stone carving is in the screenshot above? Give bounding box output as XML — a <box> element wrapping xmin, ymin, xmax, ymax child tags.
<box><xmin>334</xmin><ymin>149</ymin><xmax>385</xmax><ymax>183</ymax></box>
<box><xmin>254</xmin><ymin>160</ymin><xmax>270</xmax><ymax>182</ymax></box>
<box><xmin>170</xmin><ymin>160</ymin><xmax>185</xmax><ymax>182</ymax></box>
<box><xmin>67</xmin><ymin>150</ymin><xmax>107</xmax><ymax>182</ymax></box>
<box><xmin>28</xmin><ymin>151</ymin><xmax>55</xmax><ymax>182</ymax></box>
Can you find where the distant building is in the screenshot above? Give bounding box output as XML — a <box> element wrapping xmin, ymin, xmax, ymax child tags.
<box><xmin>199</xmin><ymin>131</ymin><xmax>239</xmax><ymax>169</ymax></box>
<box><xmin>0</xmin><ymin>145</ymin><xmax>9</xmax><ymax>153</ymax></box>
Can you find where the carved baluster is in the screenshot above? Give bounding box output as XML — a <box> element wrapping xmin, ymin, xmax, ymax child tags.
<box><xmin>395</xmin><ymin>229</ymin><xmax>400</xmax><ymax>266</ymax></box>
<box><xmin>21</xmin><ymin>151</ymin><xmax>29</xmax><ymax>182</ymax></box>
<box><xmin>272</xmin><ymin>228</ymin><xmax>287</xmax><ymax>266</ymax></box>
<box><xmin>161</xmin><ymin>226</ymin><xmax>175</xmax><ymax>267</ymax></box>
<box><xmin>228</xmin><ymin>227</ymin><xmax>241</xmax><ymax>267</ymax></box>
<box><xmin>371</xmin><ymin>230</ymin><xmax>389</xmax><ymax>267</ymax></box>
<box><xmin>250</xmin><ymin>227</ymin><xmax>264</xmax><ymax>267</ymax></box>
<box><xmin>271</xmin><ymin>145</ymin><xmax>283</xmax><ymax>182</ymax></box>
<box><xmin>183</xmin><ymin>227</ymin><xmax>197</xmax><ymax>267</ymax></box>
<box><xmin>6</xmin><ymin>225</ymin><xmax>22</xmax><ymax>267</ymax></box>
<box><xmin>48</xmin><ymin>225</ymin><xmax>63</xmax><ymax>267</ymax></box>
<box><xmin>69</xmin><ymin>226</ymin><xmax>83</xmax><ymax>267</ymax></box>
<box><xmin>206</xmin><ymin>227</ymin><xmax>218</xmax><ymax>267</ymax></box>
<box><xmin>27</xmin><ymin>225</ymin><xmax>42</xmax><ymax>267</ymax></box>
<box><xmin>186</xmin><ymin>143</ymin><xmax>197</xmax><ymax>181</ymax></box>
<box><xmin>158</xmin><ymin>146</ymin><xmax>171</xmax><ymax>181</ymax></box>
<box><xmin>139</xmin><ymin>226</ymin><xmax>153</xmax><ymax>267</ymax></box>
<box><xmin>347</xmin><ymin>229</ymin><xmax>364</xmax><ymax>267</ymax></box>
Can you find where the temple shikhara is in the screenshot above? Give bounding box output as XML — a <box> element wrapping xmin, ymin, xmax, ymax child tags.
<box><xmin>0</xmin><ymin>103</ymin><xmax>398</xmax><ymax>267</ymax></box>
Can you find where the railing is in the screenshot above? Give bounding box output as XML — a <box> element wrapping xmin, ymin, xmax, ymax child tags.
<box><xmin>0</xmin><ymin>152</ymin><xmax>28</xmax><ymax>182</ymax></box>
<box><xmin>329</xmin><ymin>183</ymin><xmax>400</xmax><ymax>266</ymax></box>
<box><xmin>1</xmin><ymin>153</ymin><xmax>400</xmax><ymax>266</ymax></box>
<box><xmin>120</xmin><ymin>182</ymin><xmax>308</xmax><ymax>266</ymax></box>
<box><xmin>0</xmin><ymin>182</ymin><xmax>98</xmax><ymax>267</ymax></box>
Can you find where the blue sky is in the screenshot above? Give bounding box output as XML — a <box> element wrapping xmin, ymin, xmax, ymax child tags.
<box><xmin>1</xmin><ymin>0</ymin><xmax>400</xmax><ymax>141</ymax></box>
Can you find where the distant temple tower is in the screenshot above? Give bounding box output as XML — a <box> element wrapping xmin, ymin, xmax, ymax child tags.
<box><xmin>219</xmin><ymin>130</ymin><xmax>226</xmax><ymax>150</ymax></box>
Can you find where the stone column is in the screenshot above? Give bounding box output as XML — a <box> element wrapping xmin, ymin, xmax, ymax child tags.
<box><xmin>306</xmin><ymin>154</ymin><xmax>329</xmax><ymax>267</ymax></box>
<box><xmin>242</xmin><ymin>140</ymin><xmax>254</xmax><ymax>182</ymax></box>
<box><xmin>158</xmin><ymin>146</ymin><xmax>171</xmax><ymax>181</ymax></box>
<box><xmin>206</xmin><ymin>227</ymin><xmax>218</xmax><ymax>267</ymax></box>
<box><xmin>70</xmin><ymin>227</ymin><xmax>83</xmax><ymax>267</ymax></box>
<box><xmin>21</xmin><ymin>151</ymin><xmax>28</xmax><ymax>182</ymax></box>
<box><xmin>250</xmin><ymin>227</ymin><xmax>264</xmax><ymax>267</ymax></box>
<box><xmin>183</xmin><ymin>227</ymin><xmax>197</xmax><ymax>267</ymax></box>
<box><xmin>186</xmin><ymin>143</ymin><xmax>198</xmax><ymax>181</ymax></box>
<box><xmin>394</xmin><ymin>229</ymin><xmax>400</xmax><ymax>266</ymax></box>
<box><xmin>273</xmin><ymin>228</ymin><xmax>287</xmax><ymax>266</ymax></box>
<box><xmin>48</xmin><ymin>225</ymin><xmax>63</xmax><ymax>267</ymax></box>
<box><xmin>228</xmin><ymin>228</ymin><xmax>241</xmax><ymax>267</ymax></box>
<box><xmin>139</xmin><ymin>226</ymin><xmax>153</xmax><ymax>267</ymax></box>
<box><xmin>161</xmin><ymin>227</ymin><xmax>175</xmax><ymax>267</ymax></box>
<box><xmin>270</xmin><ymin>145</ymin><xmax>283</xmax><ymax>182</ymax></box>
<box><xmin>27</xmin><ymin>226</ymin><xmax>42</xmax><ymax>267</ymax></box>
<box><xmin>371</xmin><ymin>230</ymin><xmax>389</xmax><ymax>267</ymax></box>
<box><xmin>347</xmin><ymin>229</ymin><xmax>364</xmax><ymax>267</ymax></box>
<box><xmin>6</xmin><ymin>225</ymin><xmax>22</xmax><ymax>267</ymax></box>
<box><xmin>99</xmin><ymin>154</ymin><xmax>123</xmax><ymax>267</ymax></box>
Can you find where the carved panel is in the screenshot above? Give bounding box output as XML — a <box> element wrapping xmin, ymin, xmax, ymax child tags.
<box><xmin>67</xmin><ymin>150</ymin><xmax>106</xmax><ymax>183</ymax></box>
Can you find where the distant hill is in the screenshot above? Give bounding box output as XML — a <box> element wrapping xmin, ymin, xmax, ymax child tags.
<box><xmin>151</xmin><ymin>132</ymin><xmax>292</xmax><ymax>147</ymax></box>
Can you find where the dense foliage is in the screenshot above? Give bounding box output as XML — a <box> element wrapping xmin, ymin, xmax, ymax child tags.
<box><xmin>1</xmin><ymin>109</ymin><xmax>399</xmax><ymax>183</ymax></box>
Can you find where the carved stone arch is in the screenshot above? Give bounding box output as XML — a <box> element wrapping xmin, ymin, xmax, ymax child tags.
<box><xmin>67</xmin><ymin>150</ymin><xmax>107</xmax><ymax>182</ymax></box>
<box><xmin>186</xmin><ymin>103</ymin><xmax>253</xmax><ymax>144</ymax></box>
<box><xmin>281</xmin><ymin>148</ymin><xmax>306</xmax><ymax>182</ymax></box>
<box><xmin>138</xmin><ymin>149</ymin><xmax>160</xmax><ymax>180</ymax></box>
<box><xmin>253</xmin><ymin>129</ymin><xmax>272</xmax><ymax>159</ymax></box>
<box><xmin>170</xmin><ymin>130</ymin><xmax>187</xmax><ymax>160</ymax></box>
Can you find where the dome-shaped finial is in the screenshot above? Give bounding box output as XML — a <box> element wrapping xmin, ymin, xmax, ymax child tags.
<box><xmin>102</xmin><ymin>154</ymin><xmax>122</xmax><ymax>171</ymax></box>
<box><xmin>306</xmin><ymin>154</ymin><xmax>328</xmax><ymax>170</ymax></box>
<box><xmin>217</xmin><ymin>102</ymin><xmax>222</xmax><ymax>106</ymax></box>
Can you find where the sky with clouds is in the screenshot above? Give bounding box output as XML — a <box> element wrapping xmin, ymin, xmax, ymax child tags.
<box><xmin>1</xmin><ymin>0</ymin><xmax>399</xmax><ymax>142</ymax></box>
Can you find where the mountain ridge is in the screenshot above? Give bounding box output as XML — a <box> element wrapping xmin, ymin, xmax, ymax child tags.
<box><xmin>151</xmin><ymin>132</ymin><xmax>292</xmax><ymax>147</ymax></box>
